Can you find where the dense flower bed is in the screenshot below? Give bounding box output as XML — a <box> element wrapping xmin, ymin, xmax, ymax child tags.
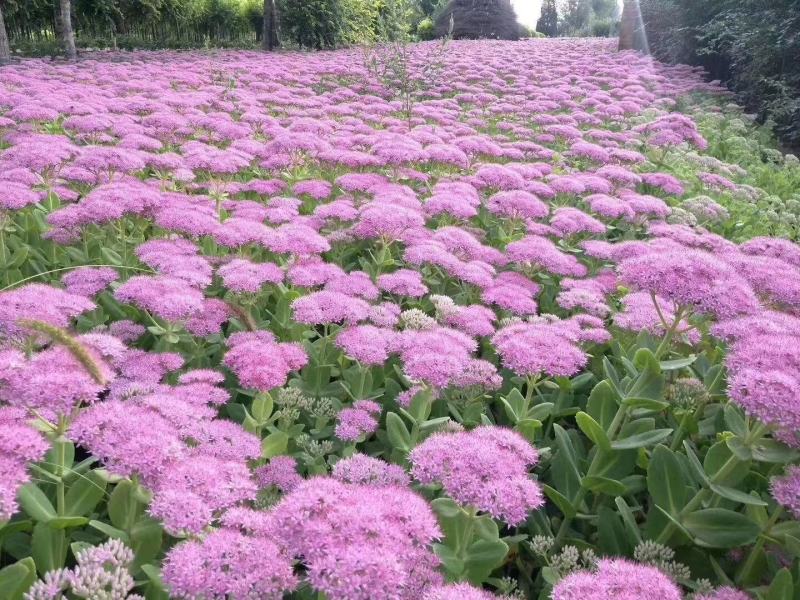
<box><xmin>0</xmin><ymin>38</ymin><xmax>798</xmax><ymax>599</ymax></box>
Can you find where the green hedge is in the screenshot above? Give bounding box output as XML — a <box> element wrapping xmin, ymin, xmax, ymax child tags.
<box><xmin>640</xmin><ymin>0</ymin><xmax>800</xmax><ymax>149</ymax></box>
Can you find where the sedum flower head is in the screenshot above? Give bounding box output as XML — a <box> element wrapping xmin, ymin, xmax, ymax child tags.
<box><xmin>410</xmin><ymin>425</ymin><xmax>543</xmax><ymax>525</ymax></box>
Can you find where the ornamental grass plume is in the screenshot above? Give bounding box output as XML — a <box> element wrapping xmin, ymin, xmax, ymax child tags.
<box><xmin>552</xmin><ymin>558</ymin><xmax>682</xmax><ymax>600</ymax></box>
<box><xmin>409</xmin><ymin>425</ymin><xmax>543</xmax><ymax>525</ymax></box>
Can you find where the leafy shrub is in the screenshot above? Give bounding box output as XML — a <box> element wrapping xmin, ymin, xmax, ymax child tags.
<box><xmin>640</xmin><ymin>0</ymin><xmax>800</xmax><ymax>149</ymax></box>
<box><xmin>520</xmin><ymin>25</ymin><xmax>546</xmax><ymax>38</ymax></box>
<box><xmin>277</xmin><ymin>0</ymin><xmax>343</xmax><ymax>49</ymax></box>
<box><xmin>417</xmin><ymin>16</ymin><xmax>436</xmax><ymax>40</ymax></box>
<box><xmin>591</xmin><ymin>17</ymin><xmax>617</xmax><ymax>37</ymax></box>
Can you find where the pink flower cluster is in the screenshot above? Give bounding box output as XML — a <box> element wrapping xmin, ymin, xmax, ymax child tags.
<box><xmin>0</xmin><ymin>35</ymin><xmax>798</xmax><ymax>599</ymax></box>
<box><xmin>0</xmin><ymin>408</ymin><xmax>49</xmax><ymax>521</ymax></box>
<box><xmin>270</xmin><ymin>477</ymin><xmax>443</xmax><ymax>599</ymax></box>
<box><xmin>553</xmin><ymin>558</ymin><xmax>682</xmax><ymax>600</ymax></box>
<box><xmin>410</xmin><ymin>426</ymin><xmax>543</xmax><ymax>525</ymax></box>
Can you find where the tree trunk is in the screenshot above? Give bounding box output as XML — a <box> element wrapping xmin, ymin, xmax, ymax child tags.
<box><xmin>0</xmin><ymin>5</ymin><xmax>11</xmax><ymax>65</ymax></box>
<box><xmin>262</xmin><ymin>0</ymin><xmax>279</xmax><ymax>51</ymax></box>
<box><xmin>618</xmin><ymin>0</ymin><xmax>647</xmax><ymax>52</ymax></box>
<box><xmin>59</xmin><ymin>0</ymin><xmax>77</xmax><ymax>60</ymax></box>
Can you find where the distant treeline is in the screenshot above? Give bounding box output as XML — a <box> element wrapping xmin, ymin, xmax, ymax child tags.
<box><xmin>2</xmin><ymin>0</ymin><xmax>448</xmax><ymax>53</ymax></box>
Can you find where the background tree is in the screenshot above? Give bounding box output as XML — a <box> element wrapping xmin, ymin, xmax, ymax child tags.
<box><xmin>640</xmin><ymin>0</ymin><xmax>800</xmax><ymax>148</ymax></box>
<box><xmin>278</xmin><ymin>0</ymin><xmax>341</xmax><ymax>50</ymax></box>
<box><xmin>419</xmin><ymin>0</ymin><xmax>442</xmax><ymax>17</ymax></box>
<box><xmin>618</xmin><ymin>0</ymin><xmax>646</xmax><ymax>51</ymax></box>
<box><xmin>559</xmin><ymin>0</ymin><xmax>591</xmax><ymax>36</ymax></box>
<box><xmin>558</xmin><ymin>0</ymin><xmax>617</xmax><ymax>37</ymax></box>
<box><xmin>434</xmin><ymin>0</ymin><xmax>519</xmax><ymax>40</ymax></box>
<box><xmin>262</xmin><ymin>0</ymin><xmax>278</xmax><ymax>50</ymax></box>
<box><xmin>590</xmin><ymin>0</ymin><xmax>618</xmax><ymax>36</ymax></box>
<box><xmin>592</xmin><ymin>0</ymin><xmax>617</xmax><ymax>19</ymax></box>
<box><xmin>0</xmin><ymin>3</ymin><xmax>10</xmax><ymax>64</ymax></box>
<box><xmin>59</xmin><ymin>0</ymin><xmax>77</xmax><ymax>59</ymax></box>
<box><xmin>536</xmin><ymin>0</ymin><xmax>558</xmax><ymax>37</ymax></box>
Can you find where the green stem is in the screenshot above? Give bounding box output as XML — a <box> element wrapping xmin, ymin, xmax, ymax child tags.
<box><xmin>655</xmin><ymin>444</ymin><xmax>754</xmax><ymax>544</ymax></box>
<box><xmin>355</xmin><ymin>365</ymin><xmax>369</xmax><ymax>400</ymax></box>
<box><xmin>54</xmin><ymin>416</ymin><xmax>68</xmax><ymax>517</ymax></box>
<box><xmin>227</xmin><ymin>301</ymin><xmax>257</xmax><ymax>331</ymax></box>
<box><xmin>456</xmin><ymin>507</ymin><xmax>478</xmax><ymax>559</ymax></box>
<box><xmin>606</xmin><ymin>403</ymin><xmax>627</xmax><ymax>439</ymax></box>
<box><xmin>553</xmin><ymin>487</ymin><xmax>587</xmax><ymax>549</ymax></box>
<box><xmin>669</xmin><ymin>401</ymin><xmax>706</xmax><ymax>451</ymax></box>
<box><xmin>555</xmin><ymin>403</ymin><xmax>627</xmax><ymax>548</ymax></box>
<box><xmin>525</xmin><ymin>375</ymin><xmax>539</xmax><ymax>405</ymax></box>
<box><xmin>736</xmin><ymin>506</ymin><xmax>784</xmax><ymax>585</ymax></box>
<box><xmin>0</xmin><ymin>224</ymin><xmax>8</xmax><ymax>287</ymax></box>
<box><xmin>654</xmin><ymin>306</ymin><xmax>686</xmax><ymax>360</ymax></box>
<box><xmin>318</xmin><ymin>325</ymin><xmax>330</xmax><ymax>366</ymax></box>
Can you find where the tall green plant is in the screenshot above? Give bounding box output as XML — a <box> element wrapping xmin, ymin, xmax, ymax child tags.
<box><xmin>537</xmin><ymin>0</ymin><xmax>559</xmax><ymax>37</ymax></box>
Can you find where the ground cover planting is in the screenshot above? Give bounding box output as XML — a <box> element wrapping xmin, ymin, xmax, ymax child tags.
<box><xmin>0</xmin><ymin>37</ymin><xmax>799</xmax><ymax>599</ymax></box>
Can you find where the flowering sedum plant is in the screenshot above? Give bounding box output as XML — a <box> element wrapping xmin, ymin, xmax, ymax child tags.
<box><xmin>0</xmin><ymin>37</ymin><xmax>799</xmax><ymax>599</ymax></box>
